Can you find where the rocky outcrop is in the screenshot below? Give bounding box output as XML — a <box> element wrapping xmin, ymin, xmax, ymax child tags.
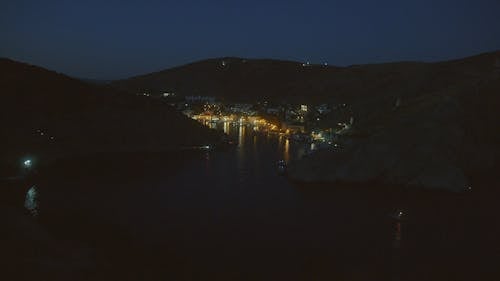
<box><xmin>288</xmin><ymin>94</ymin><xmax>497</xmax><ymax>192</ymax></box>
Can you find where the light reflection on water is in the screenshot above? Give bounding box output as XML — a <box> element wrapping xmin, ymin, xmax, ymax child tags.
<box><xmin>216</xmin><ymin>122</ymin><xmax>310</xmax><ymax>164</ymax></box>
<box><xmin>24</xmin><ymin>117</ymin><xmax>476</xmax><ymax>280</ymax></box>
<box><xmin>29</xmin><ymin>124</ymin><xmax>310</xmax><ymax>224</ymax></box>
<box><xmin>28</xmin><ymin>122</ymin><xmax>425</xmax><ymax>280</ymax></box>
<box><xmin>284</xmin><ymin>139</ymin><xmax>290</xmax><ymax>163</ymax></box>
<box><xmin>238</xmin><ymin>124</ymin><xmax>246</xmax><ymax>148</ymax></box>
<box><xmin>310</xmin><ymin>142</ymin><xmax>316</xmax><ymax>151</ymax></box>
<box><xmin>24</xmin><ymin>186</ymin><xmax>38</xmax><ymax>216</ymax></box>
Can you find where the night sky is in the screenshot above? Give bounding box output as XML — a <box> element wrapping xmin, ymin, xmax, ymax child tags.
<box><xmin>2</xmin><ymin>0</ymin><xmax>500</xmax><ymax>79</ymax></box>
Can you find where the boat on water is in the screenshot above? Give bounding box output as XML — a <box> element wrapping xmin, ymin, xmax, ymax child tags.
<box><xmin>389</xmin><ymin>209</ymin><xmax>406</xmax><ymax>221</ymax></box>
<box><xmin>289</xmin><ymin>132</ymin><xmax>311</xmax><ymax>143</ymax></box>
<box><xmin>277</xmin><ymin>160</ymin><xmax>287</xmax><ymax>174</ymax></box>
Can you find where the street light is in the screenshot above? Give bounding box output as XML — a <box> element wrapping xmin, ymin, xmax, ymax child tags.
<box><xmin>23</xmin><ymin>159</ymin><xmax>32</xmax><ymax>168</ymax></box>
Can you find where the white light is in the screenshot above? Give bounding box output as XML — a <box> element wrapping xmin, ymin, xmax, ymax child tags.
<box><xmin>23</xmin><ymin>159</ymin><xmax>32</xmax><ymax>168</ymax></box>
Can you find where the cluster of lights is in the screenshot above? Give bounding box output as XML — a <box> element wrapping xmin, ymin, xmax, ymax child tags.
<box><xmin>193</xmin><ymin>113</ymin><xmax>281</xmax><ymax>134</ymax></box>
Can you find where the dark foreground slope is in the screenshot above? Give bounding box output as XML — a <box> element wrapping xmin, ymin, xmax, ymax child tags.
<box><xmin>0</xmin><ymin>58</ymin><xmax>221</xmax><ymax>172</ymax></box>
<box><xmin>0</xmin><ymin>59</ymin><xmax>220</xmax><ymax>281</ymax></box>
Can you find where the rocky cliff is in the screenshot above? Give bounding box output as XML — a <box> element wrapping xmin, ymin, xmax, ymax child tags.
<box><xmin>288</xmin><ymin>52</ymin><xmax>500</xmax><ymax>192</ymax></box>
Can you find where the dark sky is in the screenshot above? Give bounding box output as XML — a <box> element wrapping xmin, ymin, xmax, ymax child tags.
<box><xmin>2</xmin><ymin>0</ymin><xmax>500</xmax><ymax>79</ymax></box>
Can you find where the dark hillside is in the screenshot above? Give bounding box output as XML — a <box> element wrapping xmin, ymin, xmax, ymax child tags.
<box><xmin>0</xmin><ymin>58</ymin><xmax>221</xmax><ymax>172</ymax></box>
<box><xmin>112</xmin><ymin>57</ymin><xmax>342</xmax><ymax>103</ymax></box>
<box><xmin>287</xmin><ymin>51</ymin><xmax>500</xmax><ymax>191</ymax></box>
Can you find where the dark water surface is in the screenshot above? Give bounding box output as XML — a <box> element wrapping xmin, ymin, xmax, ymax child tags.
<box><xmin>10</xmin><ymin>124</ymin><xmax>499</xmax><ymax>280</ymax></box>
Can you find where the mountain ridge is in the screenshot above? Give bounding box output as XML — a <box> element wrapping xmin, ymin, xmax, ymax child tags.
<box><xmin>111</xmin><ymin>50</ymin><xmax>500</xmax><ymax>103</ymax></box>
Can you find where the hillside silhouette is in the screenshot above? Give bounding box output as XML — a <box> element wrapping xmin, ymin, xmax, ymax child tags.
<box><xmin>0</xmin><ymin>58</ymin><xmax>221</xmax><ymax>171</ymax></box>
<box><xmin>112</xmin><ymin>52</ymin><xmax>500</xmax><ymax>106</ymax></box>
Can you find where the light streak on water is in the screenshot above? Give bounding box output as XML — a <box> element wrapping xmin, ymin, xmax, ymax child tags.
<box><xmin>24</xmin><ymin>186</ymin><xmax>38</xmax><ymax>216</ymax></box>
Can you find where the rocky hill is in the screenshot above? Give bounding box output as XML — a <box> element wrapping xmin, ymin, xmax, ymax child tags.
<box><xmin>114</xmin><ymin>50</ymin><xmax>500</xmax><ymax>191</ymax></box>
<box><xmin>288</xmin><ymin>51</ymin><xmax>500</xmax><ymax>192</ymax></box>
